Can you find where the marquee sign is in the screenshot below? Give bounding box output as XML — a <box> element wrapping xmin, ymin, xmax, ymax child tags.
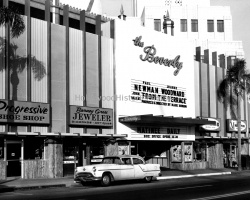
<box><xmin>129</xmin><ymin>133</ymin><xmax>195</xmax><ymax>141</ymax></box>
<box><xmin>226</xmin><ymin>119</ymin><xmax>247</xmax><ymax>133</ymax></box>
<box><xmin>0</xmin><ymin>100</ymin><xmax>50</xmax><ymax>124</ymax></box>
<box><xmin>70</xmin><ymin>106</ymin><xmax>113</xmax><ymax>127</ymax></box>
<box><xmin>127</xmin><ymin>125</ymin><xmax>194</xmax><ymax>141</ymax></box>
<box><xmin>131</xmin><ymin>79</ymin><xmax>187</xmax><ymax>108</ymax></box>
<box><xmin>200</xmin><ymin>118</ymin><xmax>221</xmax><ymax>131</ymax></box>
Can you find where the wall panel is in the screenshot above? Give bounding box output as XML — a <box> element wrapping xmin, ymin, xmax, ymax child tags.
<box><xmin>0</xmin><ymin>25</ymin><xmax>5</xmax><ymax>99</ymax></box>
<box><xmin>201</xmin><ymin>63</ymin><xmax>208</xmax><ymax>117</ymax></box>
<box><xmin>31</xmin><ymin>18</ymin><xmax>48</xmax><ymax>132</ymax></box>
<box><xmin>31</xmin><ymin>18</ymin><xmax>47</xmax><ymax>103</ymax></box>
<box><xmin>86</xmin><ymin>33</ymin><xmax>99</xmax><ymax>134</ymax></box>
<box><xmin>69</xmin><ymin>28</ymin><xmax>83</xmax><ymax>106</ymax></box>
<box><xmin>101</xmin><ymin>37</ymin><xmax>114</xmax><ymax>135</ymax></box>
<box><xmin>51</xmin><ymin>24</ymin><xmax>66</xmax><ymax>132</ymax></box>
<box><xmin>31</xmin><ymin>126</ymin><xmax>48</xmax><ymax>133</ymax></box>
<box><xmin>9</xmin><ymin>17</ymin><xmax>27</xmax><ymax>101</ymax></box>
<box><xmin>209</xmin><ymin>65</ymin><xmax>216</xmax><ymax>118</ymax></box>
<box><xmin>86</xmin><ymin>33</ymin><xmax>99</xmax><ymax>107</ymax></box>
<box><xmin>0</xmin><ymin>25</ymin><xmax>6</xmax><ymax>131</ymax></box>
<box><xmin>101</xmin><ymin>37</ymin><xmax>113</xmax><ymax>109</ymax></box>
<box><xmin>70</xmin><ymin>127</ymin><xmax>84</xmax><ymax>134</ymax></box>
<box><xmin>217</xmin><ymin>67</ymin><xmax>225</xmax><ymax>136</ymax></box>
<box><xmin>194</xmin><ymin>61</ymin><xmax>200</xmax><ymax>117</ymax></box>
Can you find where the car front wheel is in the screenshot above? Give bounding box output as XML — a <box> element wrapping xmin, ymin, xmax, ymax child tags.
<box><xmin>144</xmin><ymin>176</ymin><xmax>152</xmax><ymax>183</ymax></box>
<box><xmin>101</xmin><ymin>173</ymin><xmax>111</xmax><ymax>186</ymax></box>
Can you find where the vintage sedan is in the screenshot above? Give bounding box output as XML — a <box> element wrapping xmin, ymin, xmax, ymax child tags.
<box><xmin>74</xmin><ymin>155</ymin><xmax>162</xmax><ymax>186</ymax></box>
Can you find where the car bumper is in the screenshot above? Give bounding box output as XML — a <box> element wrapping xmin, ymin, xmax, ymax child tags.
<box><xmin>74</xmin><ymin>173</ymin><xmax>102</xmax><ymax>183</ymax></box>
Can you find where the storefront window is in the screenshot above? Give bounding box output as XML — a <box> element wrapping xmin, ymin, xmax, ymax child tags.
<box><xmin>184</xmin><ymin>143</ymin><xmax>192</xmax><ymax>162</ymax></box>
<box><xmin>0</xmin><ymin>139</ymin><xmax>4</xmax><ymax>160</ymax></box>
<box><xmin>63</xmin><ymin>138</ymin><xmax>84</xmax><ymax>176</ymax></box>
<box><xmin>131</xmin><ymin>141</ymin><xmax>168</xmax><ymax>159</ymax></box>
<box><xmin>24</xmin><ymin>138</ymin><xmax>44</xmax><ymax>159</ymax></box>
<box><xmin>118</xmin><ymin>141</ymin><xmax>129</xmax><ymax>155</ymax></box>
<box><xmin>193</xmin><ymin>143</ymin><xmax>207</xmax><ymax>161</ymax></box>
<box><xmin>63</xmin><ymin>146</ymin><xmax>78</xmax><ymax>163</ymax></box>
<box><xmin>171</xmin><ymin>144</ymin><xmax>182</xmax><ymax>162</ymax></box>
<box><xmin>90</xmin><ymin>144</ymin><xmax>104</xmax><ymax>164</ymax></box>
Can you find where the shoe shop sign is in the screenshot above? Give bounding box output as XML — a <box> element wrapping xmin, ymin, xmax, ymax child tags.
<box><xmin>0</xmin><ymin>100</ymin><xmax>50</xmax><ymax>124</ymax></box>
<box><xmin>70</xmin><ymin>106</ymin><xmax>113</xmax><ymax>127</ymax></box>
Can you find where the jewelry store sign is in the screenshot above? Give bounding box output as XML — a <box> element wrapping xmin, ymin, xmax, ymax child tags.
<box><xmin>70</xmin><ymin>106</ymin><xmax>113</xmax><ymax>127</ymax></box>
<box><xmin>0</xmin><ymin>100</ymin><xmax>50</xmax><ymax>124</ymax></box>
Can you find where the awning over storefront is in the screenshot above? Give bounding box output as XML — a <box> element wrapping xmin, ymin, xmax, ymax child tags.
<box><xmin>195</xmin><ymin>136</ymin><xmax>249</xmax><ymax>142</ymax></box>
<box><xmin>119</xmin><ymin>115</ymin><xmax>216</xmax><ymax>126</ymax></box>
<box><xmin>0</xmin><ymin>132</ymin><xmax>127</xmax><ymax>138</ymax></box>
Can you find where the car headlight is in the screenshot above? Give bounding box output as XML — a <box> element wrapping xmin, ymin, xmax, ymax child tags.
<box><xmin>92</xmin><ymin>166</ymin><xmax>96</xmax><ymax>172</ymax></box>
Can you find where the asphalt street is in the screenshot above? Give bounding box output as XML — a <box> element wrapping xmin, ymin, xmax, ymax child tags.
<box><xmin>1</xmin><ymin>172</ymin><xmax>250</xmax><ymax>200</ymax></box>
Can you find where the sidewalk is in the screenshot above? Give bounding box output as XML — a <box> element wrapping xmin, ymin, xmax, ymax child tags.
<box><xmin>0</xmin><ymin>168</ymin><xmax>244</xmax><ymax>193</ymax></box>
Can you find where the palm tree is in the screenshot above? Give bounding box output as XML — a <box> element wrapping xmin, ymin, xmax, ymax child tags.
<box><xmin>0</xmin><ymin>4</ymin><xmax>46</xmax><ymax>99</ymax></box>
<box><xmin>217</xmin><ymin>58</ymin><xmax>250</xmax><ymax>171</ymax></box>
<box><xmin>0</xmin><ymin>5</ymin><xmax>25</xmax><ymax>38</ymax></box>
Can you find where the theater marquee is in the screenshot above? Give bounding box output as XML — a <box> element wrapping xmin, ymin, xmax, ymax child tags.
<box><xmin>70</xmin><ymin>106</ymin><xmax>113</xmax><ymax>127</ymax></box>
<box><xmin>128</xmin><ymin>125</ymin><xmax>195</xmax><ymax>141</ymax></box>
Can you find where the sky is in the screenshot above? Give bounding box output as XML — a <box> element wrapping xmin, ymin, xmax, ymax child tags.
<box><xmin>60</xmin><ymin>0</ymin><xmax>250</xmax><ymax>69</ymax></box>
<box><xmin>210</xmin><ymin>0</ymin><xmax>250</xmax><ymax>69</ymax></box>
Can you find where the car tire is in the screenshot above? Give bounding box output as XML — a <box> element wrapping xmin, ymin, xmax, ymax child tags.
<box><xmin>101</xmin><ymin>173</ymin><xmax>111</xmax><ymax>187</ymax></box>
<box><xmin>144</xmin><ymin>176</ymin><xmax>152</xmax><ymax>183</ymax></box>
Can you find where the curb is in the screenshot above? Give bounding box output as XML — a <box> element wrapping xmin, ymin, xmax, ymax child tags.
<box><xmin>0</xmin><ymin>184</ymin><xmax>66</xmax><ymax>193</ymax></box>
<box><xmin>156</xmin><ymin>172</ymin><xmax>232</xmax><ymax>180</ymax></box>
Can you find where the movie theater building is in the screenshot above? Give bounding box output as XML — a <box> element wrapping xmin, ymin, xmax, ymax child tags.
<box><xmin>0</xmin><ymin>0</ymin><xmax>128</xmax><ymax>180</ymax></box>
<box><xmin>110</xmin><ymin>19</ymin><xmax>222</xmax><ymax>170</ymax></box>
<box><xmin>103</xmin><ymin>0</ymin><xmax>250</xmax><ymax>170</ymax></box>
<box><xmin>112</xmin><ymin>18</ymin><xmax>249</xmax><ymax>170</ymax></box>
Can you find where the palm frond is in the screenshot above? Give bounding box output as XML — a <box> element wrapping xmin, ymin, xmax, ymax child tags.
<box><xmin>217</xmin><ymin>79</ymin><xmax>230</xmax><ymax>102</ymax></box>
<box><xmin>0</xmin><ymin>5</ymin><xmax>25</xmax><ymax>38</ymax></box>
<box><xmin>31</xmin><ymin>56</ymin><xmax>47</xmax><ymax>81</ymax></box>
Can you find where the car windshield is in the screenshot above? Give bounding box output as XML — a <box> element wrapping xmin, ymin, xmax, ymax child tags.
<box><xmin>102</xmin><ymin>157</ymin><xmax>122</xmax><ymax>164</ymax></box>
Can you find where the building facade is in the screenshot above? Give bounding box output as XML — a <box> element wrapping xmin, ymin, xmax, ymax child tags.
<box><xmin>0</xmin><ymin>0</ymin><xmax>249</xmax><ymax>180</ymax></box>
<box><xmin>100</xmin><ymin>0</ymin><xmax>244</xmax><ymax>65</ymax></box>
<box><xmin>100</xmin><ymin>0</ymin><xmax>250</xmax><ymax>169</ymax></box>
<box><xmin>0</xmin><ymin>0</ymin><xmax>124</xmax><ymax>179</ymax></box>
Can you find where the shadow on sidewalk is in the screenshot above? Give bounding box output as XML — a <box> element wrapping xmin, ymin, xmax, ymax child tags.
<box><xmin>0</xmin><ymin>177</ymin><xmax>20</xmax><ymax>185</ymax></box>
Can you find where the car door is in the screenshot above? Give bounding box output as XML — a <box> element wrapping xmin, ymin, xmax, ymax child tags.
<box><xmin>132</xmin><ymin>158</ymin><xmax>146</xmax><ymax>179</ymax></box>
<box><xmin>119</xmin><ymin>157</ymin><xmax>134</xmax><ymax>180</ymax></box>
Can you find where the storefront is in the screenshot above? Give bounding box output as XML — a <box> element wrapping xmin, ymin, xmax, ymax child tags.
<box><xmin>0</xmin><ymin>1</ymin><xmax>123</xmax><ymax>179</ymax></box>
<box><xmin>118</xmin><ymin>115</ymin><xmax>214</xmax><ymax>170</ymax></box>
<box><xmin>195</xmin><ymin>118</ymin><xmax>249</xmax><ymax>169</ymax></box>
<box><xmin>0</xmin><ymin>102</ymin><xmax>126</xmax><ymax>178</ymax></box>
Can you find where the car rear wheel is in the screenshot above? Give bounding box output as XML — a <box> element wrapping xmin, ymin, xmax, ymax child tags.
<box><xmin>144</xmin><ymin>176</ymin><xmax>152</xmax><ymax>183</ymax></box>
<box><xmin>101</xmin><ymin>173</ymin><xmax>111</xmax><ymax>186</ymax></box>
